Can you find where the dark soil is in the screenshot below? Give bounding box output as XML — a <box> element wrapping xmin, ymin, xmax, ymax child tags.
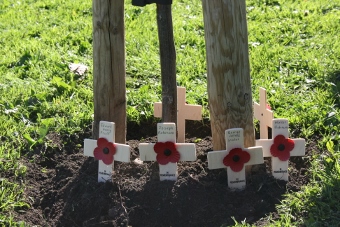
<box><xmin>14</xmin><ymin>120</ymin><xmax>314</xmax><ymax>227</ymax></box>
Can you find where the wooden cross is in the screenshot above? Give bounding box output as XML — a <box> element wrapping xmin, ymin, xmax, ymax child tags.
<box><xmin>154</xmin><ymin>86</ymin><xmax>202</xmax><ymax>142</ymax></box>
<box><xmin>84</xmin><ymin>121</ymin><xmax>130</xmax><ymax>182</ymax></box>
<box><xmin>254</xmin><ymin>87</ymin><xmax>274</xmax><ymax>139</ymax></box>
<box><xmin>256</xmin><ymin>119</ymin><xmax>305</xmax><ymax>181</ymax></box>
<box><xmin>139</xmin><ymin>123</ymin><xmax>196</xmax><ymax>181</ymax></box>
<box><xmin>207</xmin><ymin>128</ymin><xmax>263</xmax><ymax>190</ymax></box>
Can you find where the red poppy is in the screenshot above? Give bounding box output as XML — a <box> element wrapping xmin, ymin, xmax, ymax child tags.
<box><xmin>270</xmin><ymin>135</ymin><xmax>295</xmax><ymax>161</ymax></box>
<box><xmin>153</xmin><ymin>141</ymin><xmax>180</xmax><ymax>165</ymax></box>
<box><xmin>93</xmin><ymin>138</ymin><xmax>116</xmax><ymax>165</ymax></box>
<box><xmin>223</xmin><ymin>148</ymin><xmax>250</xmax><ymax>172</ymax></box>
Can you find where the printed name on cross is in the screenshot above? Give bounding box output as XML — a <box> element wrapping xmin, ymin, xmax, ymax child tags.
<box><xmin>157</xmin><ymin>125</ymin><xmax>175</xmax><ymax>135</ymax></box>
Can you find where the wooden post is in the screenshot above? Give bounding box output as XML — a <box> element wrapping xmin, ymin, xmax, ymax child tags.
<box><xmin>156</xmin><ymin>4</ymin><xmax>177</xmax><ymax>124</ymax></box>
<box><xmin>202</xmin><ymin>0</ymin><xmax>255</xmax><ymax>150</ymax></box>
<box><xmin>92</xmin><ymin>0</ymin><xmax>126</xmax><ymax>143</ymax></box>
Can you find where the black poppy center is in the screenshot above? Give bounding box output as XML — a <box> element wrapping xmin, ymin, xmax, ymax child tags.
<box><xmin>278</xmin><ymin>144</ymin><xmax>285</xmax><ymax>151</ymax></box>
<box><xmin>164</xmin><ymin>149</ymin><xmax>172</xmax><ymax>156</ymax></box>
<box><xmin>233</xmin><ymin>155</ymin><xmax>240</xmax><ymax>162</ymax></box>
<box><xmin>103</xmin><ymin>147</ymin><xmax>110</xmax><ymax>154</ymax></box>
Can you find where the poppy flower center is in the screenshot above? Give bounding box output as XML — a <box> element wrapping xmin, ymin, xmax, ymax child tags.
<box><xmin>278</xmin><ymin>144</ymin><xmax>285</xmax><ymax>151</ymax></box>
<box><xmin>164</xmin><ymin>149</ymin><xmax>172</xmax><ymax>156</ymax></box>
<box><xmin>233</xmin><ymin>155</ymin><xmax>240</xmax><ymax>162</ymax></box>
<box><xmin>103</xmin><ymin>147</ymin><xmax>110</xmax><ymax>154</ymax></box>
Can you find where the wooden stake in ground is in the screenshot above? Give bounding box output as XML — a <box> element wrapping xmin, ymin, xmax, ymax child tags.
<box><xmin>154</xmin><ymin>86</ymin><xmax>202</xmax><ymax>142</ymax></box>
<box><xmin>93</xmin><ymin>0</ymin><xmax>126</xmax><ymax>143</ymax></box>
<box><xmin>254</xmin><ymin>87</ymin><xmax>274</xmax><ymax>139</ymax></box>
<box><xmin>202</xmin><ymin>0</ymin><xmax>255</xmax><ymax>150</ymax></box>
<box><xmin>207</xmin><ymin>128</ymin><xmax>263</xmax><ymax>190</ymax></box>
<box><xmin>132</xmin><ymin>1</ymin><xmax>176</xmax><ymax>124</ymax></box>
<box><xmin>157</xmin><ymin>3</ymin><xmax>177</xmax><ymax>124</ymax></box>
<box><xmin>84</xmin><ymin>121</ymin><xmax>130</xmax><ymax>182</ymax></box>
<box><xmin>132</xmin><ymin>0</ymin><xmax>172</xmax><ymax>7</ymax></box>
<box><xmin>139</xmin><ymin>123</ymin><xmax>196</xmax><ymax>181</ymax></box>
<box><xmin>256</xmin><ymin>119</ymin><xmax>305</xmax><ymax>181</ymax></box>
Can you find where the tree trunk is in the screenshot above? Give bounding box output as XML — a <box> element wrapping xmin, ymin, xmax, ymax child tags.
<box><xmin>156</xmin><ymin>4</ymin><xmax>177</xmax><ymax>125</ymax></box>
<box><xmin>202</xmin><ymin>0</ymin><xmax>255</xmax><ymax>150</ymax></box>
<box><xmin>93</xmin><ymin>0</ymin><xmax>126</xmax><ymax>143</ymax></box>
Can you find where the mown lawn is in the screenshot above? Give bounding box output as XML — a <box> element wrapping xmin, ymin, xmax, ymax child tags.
<box><xmin>0</xmin><ymin>0</ymin><xmax>339</xmax><ymax>226</ymax></box>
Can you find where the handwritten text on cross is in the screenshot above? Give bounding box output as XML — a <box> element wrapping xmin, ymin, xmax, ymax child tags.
<box><xmin>256</xmin><ymin>119</ymin><xmax>305</xmax><ymax>181</ymax></box>
<box><xmin>139</xmin><ymin>123</ymin><xmax>196</xmax><ymax>181</ymax></box>
<box><xmin>84</xmin><ymin>121</ymin><xmax>130</xmax><ymax>182</ymax></box>
<box><xmin>208</xmin><ymin>128</ymin><xmax>264</xmax><ymax>190</ymax></box>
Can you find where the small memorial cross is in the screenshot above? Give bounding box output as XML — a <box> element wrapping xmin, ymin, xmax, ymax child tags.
<box><xmin>139</xmin><ymin>123</ymin><xmax>196</xmax><ymax>181</ymax></box>
<box><xmin>254</xmin><ymin>87</ymin><xmax>274</xmax><ymax>139</ymax></box>
<box><xmin>154</xmin><ymin>86</ymin><xmax>202</xmax><ymax>142</ymax></box>
<box><xmin>84</xmin><ymin>121</ymin><xmax>130</xmax><ymax>182</ymax></box>
<box><xmin>256</xmin><ymin>119</ymin><xmax>305</xmax><ymax>181</ymax></box>
<box><xmin>207</xmin><ymin>128</ymin><xmax>264</xmax><ymax>190</ymax></box>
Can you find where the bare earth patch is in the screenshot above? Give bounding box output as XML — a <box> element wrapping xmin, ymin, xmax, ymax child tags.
<box><xmin>14</xmin><ymin>121</ymin><xmax>313</xmax><ymax>226</ymax></box>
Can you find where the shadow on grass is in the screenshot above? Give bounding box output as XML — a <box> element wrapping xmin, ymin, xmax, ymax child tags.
<box><xmin>301</xmin><ymin>154</ymin><xmax>340</xmax><ymax>226</ymax></box>
<box><xmin>329</xmin><ymin>70</ymin><xmax>340</xmax><ymax>106</ymax></box>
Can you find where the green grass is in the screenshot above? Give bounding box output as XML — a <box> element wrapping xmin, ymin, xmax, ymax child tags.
<box><xmin>0</xmin><ymin>0</ymin><xmax>339</xmax><ymax>226</ymax></box>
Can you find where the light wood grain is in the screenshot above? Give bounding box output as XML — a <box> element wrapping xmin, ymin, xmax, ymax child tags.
<box><xmin>202</xmin><ymin>0</ymin><xmax>255</xmax><ymax>151</ymax></box>
<box><xmin>254</xmin><ymin>87</ymin><xmax>274</xmax><ymax>139</ymax></box>
<box><xmin>154</xmin><ymin>87</ymin><xmax>202</xmax><ymax>142</ymax></box>
<box><xmin>93</xmin><ymin>0</ymin><xmax>126</xmax><ymax>143</ymax></box>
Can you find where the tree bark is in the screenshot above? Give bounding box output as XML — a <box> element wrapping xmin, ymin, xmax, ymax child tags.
<box><xmin>156</xmin><ymin>4</ymin><xmax>177</xmax><ymax>125</ymax></box>
<box><xmin>93</xmin><ymin>0</ymin><xmax>126</xmax><ymax>143</ymax></box>
<box><xmin>202</xmin><ymin>0</ymin><xmax>255</xmax><ymax>150</ymax></box>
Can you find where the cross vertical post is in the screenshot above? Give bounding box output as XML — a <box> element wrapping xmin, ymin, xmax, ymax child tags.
<box><xmin>256</xmin><ymin>119</ymin><xmax>305</xmax><ymax>181</ymax></box>
<box><xmin>254</xmin><ymin>87</ymin><xmax>273</xmax><ymax>139</ymax></box>
<box><xmin>207</xmin><ymin>128</ymin><xmax>263</xmax><ymax>190</ymax></box>
<box><xmin>154</xmin><ymin>86</ymin><xmax>202</xmax><ymax>142</ymax></box>
<box><xmin>84</xmin><ymin>121</ymin><xmax>130</xmax><ymax>182</ymax></box>
<box><xmin>139</xmin><ymin>123</ymin><xmax>196</xmax><ymax>181</ymax></box>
